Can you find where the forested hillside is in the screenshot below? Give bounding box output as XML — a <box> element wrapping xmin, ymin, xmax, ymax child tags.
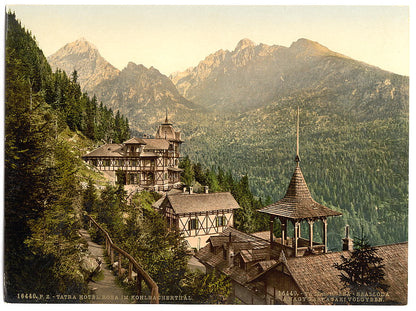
<box><xmin>181</xmin><ymin>96</ymin><xmax>408</xmax><ymax>249</ymax></box>
<box><xmin>172</xmin><ymin>38</ymin><xmax>408</xmax><ymax>250</ymax></box>
<box><xmin>4</xmin><ymin>12</ymin><xmax>130</xmax><ymax>301</ymax></box>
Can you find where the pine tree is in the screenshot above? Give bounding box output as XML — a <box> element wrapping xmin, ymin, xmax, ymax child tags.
<box><xmin>179</xmin><ymin>156</ymin><xmax>194</xmax><ymax>187</ymax></box>
<box><xmin>334</xmin><ymin>233</ymin><xmax>389</xmax><ymax>301</ymax></box>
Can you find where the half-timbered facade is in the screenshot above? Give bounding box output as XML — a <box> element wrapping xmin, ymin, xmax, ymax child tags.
<box><xmin>82</xmin><ymin>116</ymin><xmax>183</xmax><ymax>191</ymax></box>
<box><xmin>155</xmin><ymin>190</ymin><xmax>241</xmax><ymax>249</ymax></box>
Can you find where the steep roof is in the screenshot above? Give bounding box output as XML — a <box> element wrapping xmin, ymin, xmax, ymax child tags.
<box><xmin>284</xmin><ymin>242</ymin><xmax>408</xmax><ymax>305</ymax></box>
<box><xmin>244</xmin><ymin>242</ymin><xmax>408</xmax><ymax>305</ymax></box>
<box><xmin>142</xmin><ymin>138</ymin><xmax>170</xmax><ymax>150</ymax></box>
<box><xmin>155</xmin><ymin>123</ymin><xmax>177</xmax><ymax>141</ymax></box>
<box><xmin>259</xmin><ymin>163</ymin><xmax>342</xmax><ymax>220</ymax></box>
<box><xmin>83</xmin><ymin>144</ymin><xmax>123</xmax><ymax>158</ymax></box>
<box><xmin>197</xmin><ymin>226</ymin><xmax>408</xmax><ymax>305</ymax></box>
<box><xmin>166</xmin><ymin>192</ymin><xmax>240</xmax><ymax>215</ymax></box>
<box><xmin>155</xmin><ymin>114</ymin><xmax>183</xmax><ymax>142</ymax></box>
<box><xmin>196</xmin><ymin>227</ymin><xmax>275</xmax><ymax>286</ymax></box>
<box><xmin>124</xmin><ymin>137</ymin><xmax>146</xmax><ymax>144</ymax></box>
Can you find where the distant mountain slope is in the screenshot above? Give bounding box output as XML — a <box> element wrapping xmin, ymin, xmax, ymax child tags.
<box><xmin>48</xmin><ymin>39</ymin><xmax>199</xmax><ymax>133</ymax></box>
<box><xmin>90</xmin><ymin>62</ymin><xmax>198</xmax><ymax>132</ymax></box>
<box><xmin>171</xmin><ymin>38</ymin><xmax>408</xmax><ymax>115</ymax></box>
<box><xmin>47</xmin><ymin>38</ymin><xmax>120</xmax><ymax>93</ymax></box>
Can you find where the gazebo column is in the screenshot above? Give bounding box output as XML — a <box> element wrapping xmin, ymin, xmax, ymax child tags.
<box><xmin>322</xmin><ymin>218</ymin><xmax>328</xmax><ymax>253</ymax></box>
<box><xmin>294</xmin><ymin>221</ymin><xmax>300</xmax><ymax>257</ymax></box>
<box><xmin>269</xmin><ymin>215</ymin><xmax>275</xmax><ymax>243</ymax></box>
<box><xmin>308</xmin><ymin>219</ymin><xmax>314</xmax><ymax>250</ymax></box>
<box><xmin>280</xmin><ymin>218</ymin><xmax>287</xmax><ymax>246</ymax></box>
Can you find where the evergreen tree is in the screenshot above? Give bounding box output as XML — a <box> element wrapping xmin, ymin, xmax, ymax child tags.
<box><xmin>179</xmin><ymin>155</ymin><xmax>194</xmax><ymax>187</ymax></box>
<box><xmin>181</xmin><ymin>270</ymin><xmax>231</xmax><ymax>304</ymax></box>
<box><xmin>334</xmin><ymin>233</ymin><xmax>389</xmax><ymax>301</ymax></box>
<box><xmin>82</xmin><ymin>178</ymin><xmax>97</xmax><ymax>214</ymax></box>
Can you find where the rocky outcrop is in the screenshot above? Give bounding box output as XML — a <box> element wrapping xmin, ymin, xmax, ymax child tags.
<box><xmin>170</xmin><ymin>38</ymin><xmax>406</xmax><ymax>113</ymax></box>
<box><xmin>91</xmin><ymin>62</ymin><xmax>198</xmax><ymax>132</ymax></box>
<box><xmin>47</xmin><ymin>38</ymin><xmax>120</xmax><ymax>93</ymax></box>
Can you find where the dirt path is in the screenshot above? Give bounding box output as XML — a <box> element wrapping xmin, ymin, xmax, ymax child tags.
<box><xmin>79</xmin><ymin>228</ymin><xmax>131</xmax><ymax>304</ymax></box>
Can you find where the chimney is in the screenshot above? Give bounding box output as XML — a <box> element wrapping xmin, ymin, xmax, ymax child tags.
<box><xmin>342</xmin><ymin>225</ymin><xmax>354</xmax><ymax>251</ymax></box>
<box><xmin>227</xmin><ymin>232</ymin><xmax>234</xmax><ymax>266</ymax></box>
<box><xmin>189</xmin><ymin>186</ymin><xmax>193</xmax><ymax>194</ymax></box>
<box><xmin>204</xmin><ymin>186</ymin><xmax>209</xmax><ymax>194</ymax></box>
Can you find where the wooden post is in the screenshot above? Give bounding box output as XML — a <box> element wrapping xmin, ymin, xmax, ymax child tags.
<box><xmin>137</xmin><ymin>275</ymin><xmax>142</xmax><ymax>295</ymax></box>
<box><xmin>281</xmin><ymin>218</ymin><xmax>286</xmax><ymax>246</ymax></box>
<box><xmin>128</xmin><ymin>261</ymin><xmax>133</xmax><ymax>281</ymax></box>
<box><xmin>294</xmin><ymin>221</ymin><xmax>299</xmax><ymax>257</ymax></box>
<box><xmin>118</xmin><ymin>253</ymin><xmax>122</xmax><ymax>276</ymax></box>
<box><xmin>269</xmin><ymin>216</ymin><xmax>274</xmax><ymax>243</ymax></box>
<box><xmin>323</xmin><ymin>218</ymin><xmax>328</xmax><ymax>253</ymax></box>
<box><xmin>110</xmin><ymin>247</ymin><xmax>114</xmax><ymax>264</ymax></box>
<box><xmin>308</xmin><ymin>219</ymin><xmax>314</xmax><ymax>250</ymax></box>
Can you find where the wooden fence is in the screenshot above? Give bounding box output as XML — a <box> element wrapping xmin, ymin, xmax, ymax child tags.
<box><xmin>87</xmin><ymin>215</ymin><xmax>159</xmax><ymax>303</ymax></box>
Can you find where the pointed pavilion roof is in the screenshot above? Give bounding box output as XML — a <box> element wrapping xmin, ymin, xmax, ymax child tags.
<box><xmin>259</xmin><ymin>107</ymin><xmax>341</xmax><ymax>220</ymax></box>
<box><xmin>259</xmin><ymin>162</ymin><xmax>342</xmax><ymax>220</ymax></box>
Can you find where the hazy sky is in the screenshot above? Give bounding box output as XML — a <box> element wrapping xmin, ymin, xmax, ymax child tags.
<box><xmin>6</xmin><ymin>3</ymin><xmax>409</xmax><ymax>76</ymax></box>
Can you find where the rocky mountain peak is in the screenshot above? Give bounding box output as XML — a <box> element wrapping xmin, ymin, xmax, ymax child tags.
<box><xmin>235</xmin><ymin>38</ymin><xmax>256</xmax><ymax>51</ymax></box>
<box><xmin>48</xmin><ymin>39</ymin><xmax>120</xmax><ymax>93</ymax></box>
<box><xmin>289</xmin><ymin>38</ymin><xmax>343</xmax><ymax>58</ymax></box>
<box><xmin>61</xmin><ymin>38</ymin><xmax>98</xmax><ymax>56</ymax></box>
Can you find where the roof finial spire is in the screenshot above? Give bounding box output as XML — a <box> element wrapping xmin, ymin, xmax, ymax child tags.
<box><xmin>295</xmin><ymin>107</ymin><xmax>300</xmax><ymax>164</ymax></box>
<box><xmin>165</xmin><ymin>106</ymin><xmax>169</xmax><ymax>124</ymax></box>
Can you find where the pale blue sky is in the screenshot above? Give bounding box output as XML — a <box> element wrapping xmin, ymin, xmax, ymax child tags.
<box><xmin>6</xmin><ymin>4</ymin><xmax>409</xmax><ymax>76</ymax></box>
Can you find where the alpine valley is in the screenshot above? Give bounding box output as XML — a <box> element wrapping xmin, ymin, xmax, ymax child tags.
<box><xmin>48</xmin><ymin>37</ymin><xmax>408</xmax><ymax>249</ymax></box>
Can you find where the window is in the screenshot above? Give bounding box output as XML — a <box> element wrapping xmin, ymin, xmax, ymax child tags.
<box><xmin>188</xmin><ymin>218</ymin><xmax>199</xmax><ymax>231</ymax></box>
<box><xmin>216</xmin><ymin>216</ymin><xmax>227</xmax><ymax>227</ymax></box>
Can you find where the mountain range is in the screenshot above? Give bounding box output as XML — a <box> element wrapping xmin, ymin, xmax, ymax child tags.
<box><xmin>47</xmin><ymin>37</ymin><xmax>409</xmax><ymax>247</ymax></box>
<box><xmin>48</xmin><ymin>38</ymin><xmax>196</xmax><ymax>132</ymax></box>
<box><xmin>49</xmin><ymin>37</ymin><xmax>408</xmax><ymax>124</ymax></box>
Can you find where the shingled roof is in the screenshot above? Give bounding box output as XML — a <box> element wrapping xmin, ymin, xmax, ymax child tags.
<box><xmin>196</xmin><ymin>227</ymin><xmax>276</xmax><ymax>286</ymax></box>
<box><xmin>142</xmin><ymin>138</ymin><xmax>170</xmax><ymax>150</ymax></box>
<box><xmin>166</xmin><ymin>192</ymin><xmax>240</xmax><ymax>215</ymax></box>
<box><xmin>197</xmin><ymin>227</ymin><xmax>408</xmax><ymax>305</ymax></box>
<box><xmin>83</xmin><ymin>144</ymin><xmax>124</xmax><ymax>158</ymax></box>
<box><xmin>124</xmin><ymin>137</ymin><xmax>146</xmax><ymax>144</ymax></box>
<box><xmin>281</xmin><ymin>242</ymin><xmax>407</xmax><ymax>305</ymax></box>
<box><xmin>259</xmin><ymin>163</ymin><xmax>342</xmax><ymax>220</ymax></box>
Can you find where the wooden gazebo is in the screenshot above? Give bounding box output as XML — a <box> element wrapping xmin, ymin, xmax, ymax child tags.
<box><xmin>259</xmin><ymin>108</ymin><xmax>342</xmax><ymax>257</ymax></box>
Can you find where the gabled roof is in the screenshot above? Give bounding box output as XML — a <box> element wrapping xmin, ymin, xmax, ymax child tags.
<box><xmin>246</xmin><ymin>242</ymin><xmax>408</xmax><ymax>305</ymax></box>
<box><xmin>83</xmin><ymin>144</ymin><xmax>123</xmax><ymax>158</ymax></box>
<box><xmin>165</xmin><ymin>192</ymin><xmax>241</xmax><ymax>215</ymax></box>
<box><xmin>124</xmin><ymin>137</ymin><xmax>146</xmax><ymax>145</ymax></box>
<box><xmin>142</xmin><ymin>138</ymin><xmax>170</xmax><ymax>150</ymax></box>
<box><xmin>259</xmin><ymin>163</ymin><xmax>342</xmax><ymax>220</ymax></box>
